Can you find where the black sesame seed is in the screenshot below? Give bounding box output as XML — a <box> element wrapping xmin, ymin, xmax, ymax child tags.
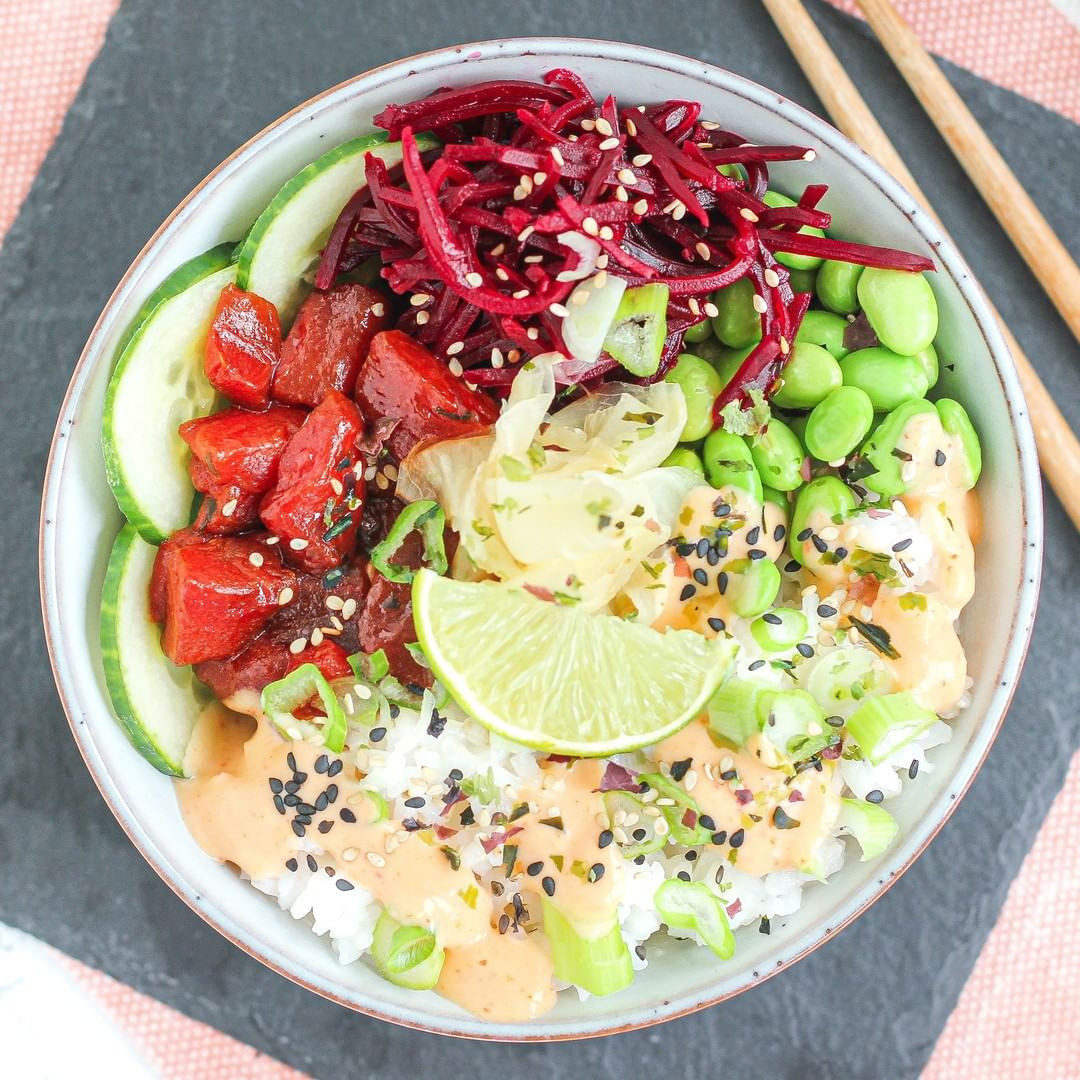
<box><xmin>909</xmin><ymin>759</ymin><xmax>920</xmax><ymax>779</ymax></box>
<box><xmin>404</xmin><ymin>796</ymin><xmax>425</xmax><ymax>809</ymax></box>
<box><xmin>693</xmin><ymin>567</ymin><xmax>709</xmax><ymax>586</ymax></box>
<box><xmin>449</xmin><ymin>768</ymin><xmax>464</xmax><ymax>782</ymax></box>
<box><xmin>307</xmin><ymin>854</ymin><xmax>318</xmax><ymax>873</ymax></box>
<box><xmin>714</xmin><ymin>502</ymin><xmax>731</xmax><ymax>518</ymax></box>
<box><xmin>633</xmin><ymin>828</ymin><xmax>648</xmax><ymax>841</ymax></box>
<box><xmin>749</xmin><ymin>548</ymin><xmax>768</xmax><ymax>560</ymax></box>
<box><xmin>273</xmin><ymin>795</ymin><xmax>286</xmax><ymax>815</ymax></box>
<box><xmin>327</xmin><ymin>759</ymin><xmax>343</xmax><ymax>777</ymax></box>
<box><xmin>293</xmin><ymin>771</ymin><xmax>308</xmax><ymax>785</ymax></box>
<box><xmin>369</xmin><ymin>727</ymin><xmax>387</xmax><ymax>743</ymax></box>
<box><xmin>677</xmin><ymin>870</ymin><xmax>691</xmax><ymax>882</ymax></box>
<box><xmin>706</xmin><ymin>545</ymin><xmax>720</xmax><ymax>566</ymax></box>
<box><xmin>340</xmin><ymin>808</ymin><xmax>357</xmax><ymax>823</ymax></box>
<box><xmin>796</xmin><ymin>643</ymin><xmax>815</xmax><ymax>658</ymax></box>
<box><xmin>680</xmin><ymin>584</ymin><xmax>697</xmax><ymax>602</ymax></box>
<box><xmin>287</xmin><ymin>752</ymin><xmax>297</xmax><ymax>772</ymax></box>
<box><xmin>699</xmin><ymin>814</ymin><xmax>716</xmax><ymax>831</ymax></box>
<box><xmin>825</xmin><ymin>714</ymin><xmax>844</xmax><ymax>727</ymax></box>
<box><xmin>542</xmin><ymin>876</ymin><xmax>556</xmax><ymax>897</ymax></box>
<box><xmin>711</xmin><ymin>831</ymin><xmax>728</xmax><ymax>846</ymax></box>
<box><xmin>866</xmin><ymin>789</ymin><xmax>885</xmax><ymax>804</ymax></box>
<box><xmin>283</xmin><ymin>793</ymin><xmax>300</xmax><ymax>807</ymax></box>
<box><xmin>315</xmin><ymin>792</ymin><xmax>329</xmax><ymax>812</ymax></box>
<box><xmin>598</xmin><ymin>830</ymin><xmax>613</xmax><ymax>849</ymax></box>
<box><xmin>762</xmin><ymin>612</ymin><xmax>782</xmax><ymax>625</ymax></box>
<box><xmin>729</xmin><ymin>828</ymin><xmax>745</xmax><ymax>848</ymax></box>
<box><xmin>588</xmin><ymin>863</ymin><xmax>605</xmax><ymax>883</ymax></box>
<box><xmin>834</xmin><ymin>546</ymin><xmax>848</xmax><ymax>561</ymax></box>
<box><xmin>796</xmin><ymin>527</ymin><xmax>813</xmax><ymax>542</ymax></box>
<box><xmin>784</xmin><ymin>559</ymin><xmax>801</xmax><ymax>573</ymax></box>
<box><xmin>314</xmin><ymin>755</ymin><xmax>329</xmax><ymax>774</ymax></box>
<box><xmin>773</xmin><ymin>524</ymin><xmax>787</xmax><ymax>542</ymax></box>
<box><xmin>527</xmin><ymin>861</ymin><xmax>544</xmax><ymax>876</ymax></box>
<box><xmin>291</xmin><ymin>821</ymin><xmax>306</xmax><ymax>838</ymax></box>
<box><xmin>707</xmin><ymin>616</ymin><xmax>726</xmax><ymax>633</ymax></box>
<box><xmin>318</xmin><ymin>821</ymin><xmax>334</xmax><ymax>834</ymax></box>
<box><xmin>296</xmin><ymin>814</ymin><xmax>313</xmax><ymax>826</ymax></box>
<box><xmin>817</xmin><ymin>604</ymin><xmax>837</xmax><ymax>618</ymax></box>
<box><xmin>675</xmin><ymin>542</ymin><xmax>694</xmax><ymax>557</ymax></box>
<box><xmin>284</xmin><ymin>781</ymin><xmax>301</xmax><ymax>795</ymax></box>
<box><xmin>746</xmin><ymin>526</ymin><xmax>761</xmax><ymax>546</ymax></box>
<box><xmin>696</xmin><ymin>538</ymin><xmax>710</xmax><ymax>559</ymax></box>
<box><xmin>460</xmin><ymin>807</ymin><xmax>475</xmax><ymax>826</ymax></box>
<box><xmin>285</xmin><ymin>857</ymin><xmax>298</xmax><ymax>872</ymax></box>
<box><xmin>498</xmin><ymin>913</ymin><xmax>511</xmax><ymax>935</ymax></box>
<box><xmin>934</xmin><ymin>449</ymin><xmax>946</xmax><ymax>467</ymax></box>
<box><xmin>720</xmin><ymin>769</ymin><xmax>738</xmax><ymax>782</ymax></box>
<box><xmin>269</xmin><ymin>777</ymin><xmax>283</xmax><ymax>794</ymax></box>
<box><xmin>811</xmin><ymin>534</ymin><xmax>828</xmax><ymax>554</ymax></box>
<box><xmin>325</xmin><ymin>783</ymin><xmax>339</xmax><ymax>803</ymax></box>
<box><xmin>891</xmin><ymin>538</ymin><xmax>913</xmax><ymax>552</ymax></box>
<box><xmin>748</xmin><ymin>659</ymin><xmax>765</xmax><ymax>671</ymax></box>
<box><xmin>389</xmin><ymin>704</ymin><xmax>400</xmax><ymax>719</ymax></box>
<box><xmin>670</xmin><ymin>758</ymin><xmax>692</xmax><ymax>782</ymax></box>
<box><xmin>636</xmin><ymin>944</ymin><xmax>647</xmax><ymax>960</ymax></box>
<box><xmin>685</xmin><ymin>849</ymin><xmax>698</xmax><ymax>861</ymax></box>
<box><xmin>336</xmin><ymin>879</ymin><xmax>355</xmax><ymax>892</ymax></box>
<box><xmin>718</xmin><ymin>571</ymin><xmax>729</xmax><ymax>595</ymax></box>
<box><xmin>324</xmin><ymin>866</ymin><xmax>335</xmax><ymax>878</ymax></box>
<box><xmin>296</xmin><ymin>802</ymin><xmax>316</xmax><ymax>816</ymax></box>
<box><xmin>633</xmin><ymin>855</ymin><xmax>645</xmax><ymax>865</ymax></box>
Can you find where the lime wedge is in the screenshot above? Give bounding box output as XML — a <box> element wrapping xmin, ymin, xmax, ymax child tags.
<box><xmin>411</xmin><ymin>569</ymin><xmax>737</xmax><ymax>756</ymax></box>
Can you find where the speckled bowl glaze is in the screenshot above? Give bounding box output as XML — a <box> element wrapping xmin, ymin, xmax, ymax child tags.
<box><xmin>40</xmin><ymin>38</ymin><xmax>1042</xmax><ymax>1040</ymax></box>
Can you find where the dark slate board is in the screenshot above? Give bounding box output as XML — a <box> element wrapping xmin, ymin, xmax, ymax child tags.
<box><xmin>3</xmin><ymin>1</ymin><xmax>1078</xmax><ymax>1077</ymax></box>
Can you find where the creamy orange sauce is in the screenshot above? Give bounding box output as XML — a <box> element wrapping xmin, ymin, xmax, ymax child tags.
<box><xmin>656</xmin><ymin>719</ymin><xmax>839</xmax><ymax>876</ymax></box>
<box><xmin>176</xmin><ymin>701</ymin><xmax>634</xmax><ymax>1021</ymax></box>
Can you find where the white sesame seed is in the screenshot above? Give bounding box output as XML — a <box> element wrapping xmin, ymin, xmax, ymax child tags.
<box><xmin>625</xmin><ymin>117</ymin><xmax>638</xmax><ymax>137</ymax></box>
<box><xmin>264</xmin><ymin>535</ymin><xmax>280</xmax><ymax>545</ymax></box>
<box><xmin>599</xmin><ymin>225</ymin><xmax>615</xmax><ymax>241</ymax></box>
<box><xmin>329</xmin><ymin>477</ymin><xmax>343</xmax><ymax>496</ymax></box>
<box><xmin>289</xmin><ymin>637</ymin><xmax>307</xmax><ymax>654</ymax></box>
<box><xmin>654</xmin><ymin>818</ymin><xmax>670</xmax><ymax>836</ymax></box>
<box><xmin>523</xmin><ymin>254</ymin><xmax>544</xmax><ymax>263</ymax></box>
<box><xmin>248</xmin><ymin>551</ymin><xmax>264</xmax><ymax>568</ymax></box>
<box><xmin>464</xmin><ymin>272</ymin><xmax>483</xmax><ymax>288</ymax></box>
<box><xmin>371</xmin><ymin>302</ymin><xmax>386</xmax><ymax>317</ymax></box>
<box><xmin>764</xmin><ymin>268</ymin><xmax>780</xmax><ymax>288</ymax></box>
<box><xmin>594</xmin><ymin>116</ymin><xmax>613</xmax><ymax>136</ymax></box>
<box><xmin>490</xmin><ymin>243</ymin><xmax>506</xmax><ymax>257</ymax></box>
<box><xmin>632</xmin><ymin>153</ymin><xmax>653</xmax><ymax>167</ymax></box>
<box><xmin>701</xmin><ymin>120</ymin><xmax>720</xmax><ymax>130</ymax></box>
<box><xmin>448</xmin><ymin>358</ymin><xmax>464</xmax><ymax>377</ymax></box>
<box><xmin>580</xmin><ymin>118</ymin><xmax>596</xmax><ymax>131</ymax></box>
<box><xmin>672</xmin><ymin>202</ymin><xmax>687</xmax><ymax>221</ymax></box>
<box><xmin>517</xmin><ymin>225</ymin><xmax>535</xmax><ymax>242</ymax></box>
<box><xmin>596</xmin><ymin>253</ymin><xmax>609</xmax><ymax>269</ymax></box>
<box><xmin>594</xmin><ymin>270</ymin><xmax>609</xmax><ymax>288</ymax></box>
<box><xmin>310</xmin><ymin>627</ymin><xmax>324</xmax><ymax>646</ymax></box>
<box><xmin>495</xmin><ymin>267</ymin><xmax>510</xmax><ymax>281</ymax></box>
<box><xmin>662</xmin><ymin>199</ymin><xmax>680</xmax><ymax>215</ymax></box>
<box><xmin>354</xmin><ymin>682</ymin><xmax>371</xmax><ymax>701</ymax></box>
<box><xmin>617</xmin><ymin>168</ymin><xmax>637</xmax><ymax>185</ymax></box>
<box><xmin>704</xmin><ymin>301</ymin><xmax>719</xmax><ymax>318</ymax></box>
<box><xmin>780</xmin><ymin>335</ymin><xmax>790</xmax><ymax>355</ymax></box>
<box><xmin>740</xmin><ymin>208</ymin><xmax>760</xmax><ymax>222</ymax></box>
<box><xmin>550</xmin><ymin>146</ymin><xmax>565</xmax><ymax>167</ymax></box>
<box><xmin>803</xmin><ymin>149</ymin><xmax>817</xmax><ymax>161</ymax></box>
<box><xmin>689</xmin><ymin>297</ymin><xmax>701</xmax><ymax>315</ymax></box>
<box><xmin>519</xmin><ymin>175</ymin><xmax>534</xmax><ymax>194</ymax></box>
<box><xmin>446</xmin><ymin>340</ymin><xmax>464</xmax><ymax>356</ymax></box>
<box><xmin>410</xmin><ymin>293</ymin><xmax>431</xmax><ymax>306</ymax></box>
<box><xmin>220</xmin><ymin>498</ymin><xmax>237</xmax><ymax>518</ymax></box>
<box><xmin>549</xmin><ymin>302</ymin><xmax>570</xmax><ymax>318</ymax></box>
<box><xmin>277</xmin><ymin>587</ymin><xmax>294</xmax><ymax>606</ymax></box>
<box><xmin>819</xmin><ymin>526</ymin><xmax>839</xmax><ymax>541</ymax></box>
<box><xmin>751</xmin><ymin>294</ymin><xmax>768</xmax><ymax>314</ymax></box>
<box><xmin>325</xmin><ymin>595</ymin><xmax>345</xmax><ymax>611</ymax></box>
<box><xmin>533</xmin><ymin>171</ymin><xmax>548</xmax><ymax>185</ymax></box>
<box><xmin>289</xmin><ymin>537</ymin><xmax>310</xmax><ymax>550</ymax></box>
<box><xmin>513</xmin><ymin>289</ymin><xmax>530</xmax><ymax>299</ymax></box>
<box><xmin>901</xmin><ymin>461</ymin><xmax>917</xmax><ymax>484</ymax></box>
<box><xmin>571</xmin><ymin>290</ymin><xmax>590</xmax><ymax>306</ymax></box>
<box><xmin>632</xmin><ymin>199</ymin><xmax>649</xmax><ymax>215</ymax></box>
<box><xmin>614</xmin><ymin>185</ymin><xmax>629</xmax><ymax>202</ymax></box>
<box><xmin>582</xmin><ymin>217</ymin><xmax>599</xmax><ymax>237</ymax></box>
<box><xmin>330</xmin><ymin>616</ymin><xmax>344</xmax><ymax>632</ymax></box>
<box><xmin>513</xmin><ymin>185</ymin><xmax>528</xmax><ymax>201</ymax></box>
<box><xmin>491</xmin><ymin>349</ymin><xmax>505</xmax><ymax>369</ymax></box>
<box><xmin>526</xmin><ymin>327</ymin><xmax>540</xmax><ymax>340</ymax></box>
<box><xmin>598</xmin><ymin>136</ymin><xmax>620</xmax><ymax>151</ymax></box>
<box><xmin>694</xmin><ymin>242</ymin><xmax>711</xmax><ymax>261</ymax></box>
<box><xmin>375</xmin><ymin>472</ymin><xmax>390</xmax><ymax>491</ymax></box>
<box><xmin>415</xmin><ymin>311</ymin><xmax>430</xmax><ymax>325</ymax></box>
<box><xmin>363</xmin><ymin>465</ymin><xmax>377</xmax><ymax>481</ymax></box>
<box><xmin>366</xmin><ymin>852</ymin><xmax>386</xmax><ymax>868</ymax></box>
<box><xmin>342</xmin><ymin>847</ymin><xmax>359</xmax><ymax>862</ymax></box>
<box><xmin>383</xmin><ymin>464</ymin><xmax>398</xmax><ymax>482</ymax></box>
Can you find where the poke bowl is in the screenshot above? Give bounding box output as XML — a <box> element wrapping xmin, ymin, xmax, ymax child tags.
<box><xmin>40</xmin><ymin>38</ymin><xmax>1041</xmax><ymax>1040</ymax></box>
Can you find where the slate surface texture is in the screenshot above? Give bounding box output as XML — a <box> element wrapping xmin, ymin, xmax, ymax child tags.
<box><xmin>3</xmin><ymin>2</ymin><xmax>1077</xmax><ymax>1077</ymax></box>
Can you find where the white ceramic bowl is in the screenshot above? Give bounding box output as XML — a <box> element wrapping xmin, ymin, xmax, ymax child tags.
<box><xmin>40</xmin><ymin>38</ymin><xmax>1042</xmax><ymax>1040</ymax></box>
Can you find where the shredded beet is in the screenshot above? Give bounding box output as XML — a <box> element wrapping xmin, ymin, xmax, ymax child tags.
<box><xmin>597</xmin><ymin>761</ymin><xmax>643</xmax><ymax>793</ymax></box>
<box><xmin>314</xmin><ymin>70</ymin><xmax>934</xmax><ymax>414</ymax></box>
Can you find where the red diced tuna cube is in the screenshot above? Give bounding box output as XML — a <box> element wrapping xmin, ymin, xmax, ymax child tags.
<box><xmin>354</xmin><ymin>331</ymin><xmax>500</xmax><ymax>460</ymax></box>
<box><xmin>160</xmin><ymin>536</ymin><xmax>298</xmax><ymax>665</ymax></box>
<box><xmin>259</xmin><ymin>390</ymin><xmax>366</xmax><ymax>573</ymax></box>
<box><xmin>285</xmin><ymin>639</ymin><xmax>353</xmax><ymax>681</ymax></box>
<box><xmin>149</xmin><ymin>527</ymin><xmax>205</xmax><ymax>624</ymax></box>
<box><xmin>272</xmin><ymin>284</ymin><xmax>391</xmax><ymax>408</ymax></box>
<box><xmin>191</xmin><ymin>488</ymin><xmax>262</xmax><ymax>534</ymax></box>
<box><xmin>180</xmin><ymin>406</ymin><xmax>306</xmax><ymax>493</ymax></box>
<box><xmin>204</xmin><ymin>284</ymin><xmax>282</xmax><ymax>410</ymax></box>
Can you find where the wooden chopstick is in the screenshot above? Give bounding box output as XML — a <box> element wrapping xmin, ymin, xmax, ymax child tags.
<box><xmin>855</xmin><ymin>0</ymin><xmax>1080</xmax><ymax>345</ymax></box>
<box><xmin>762</xmin><ymin>0</ymin><xmax>1080</xmax><ymax>532</ymax></box>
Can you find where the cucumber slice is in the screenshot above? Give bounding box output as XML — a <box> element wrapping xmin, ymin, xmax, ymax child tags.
<box><xmin>235</xmin><ymin>132</ymin><xmax>437</xmax><ymax>327</ymax></box>
<box><xmin>100</xmin><ymin>525</ymin><xmax>207</xmax><ymax>776</ymax></box>
<box><xmin>102</xmin><ymin>244</ymin><xmax>236</xmax><ymax>542</ymax></box>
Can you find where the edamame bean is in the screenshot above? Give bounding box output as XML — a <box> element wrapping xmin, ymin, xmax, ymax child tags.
<box><xmin>804</xmin><ymin>386</ymin><xmax>874</xmax><ymax>462</ymax></box>
<box><xmin>763</xmin><ymin>191</ymin><xmax>825</xmax><ymax>270</ymax></box>
<box><xmin>683</xmin><ymin>317</ymin><xmax>714</xmax><ymax>345</ymax></box>
<box><xmin>713</xmin><ymin>345</ymin><xmax>755</xmax><ymax>390</ymax></box>
<box><xmin>912</xmin><ymin>342</ymin><xmax>939</xmax><ymax>389</ymax></box>
<box><xmin>857</xmin><ymin>268</ymin><xmax>938</xmax><ymax>355</ymax></box>
<box><xmin>796</xmin><ymin>309</ymin><xmax>850</xmax><ymax>359</ymax></box>
<box><xmin>816</xmin><ymin>259</ymin><xmax>864</xmax><ymax>315</ymax></box>
<box><xmin>710</xmin><ymin>278</ymin><xmax>761</xmax><ymax>349</ymax></box>
<box><xmin>725</xmin><ymin>557</ymin><xmax>782</xmax><ymax>619</ymax></box>
<box><xmin>661</xmin><ymin>446</ymin><xmax>706</xmax><ymax>478</ymax></box>
<box><xmin>703</xmin><ymin>428</ymin><xmax>763</xmax><ymax>501</ymax></box>
<box><xmin>859</xmin><ymin>399</ymin><xmax>938</xmax><ymax>497</ymax></box>
<box><xmin>750</xmin><ymin>607</ymin><xmax>809</xmax><ymax>652</ymax></box>
<box><xmin>789</xmin><ymin>477</ymin><xmax>858</xmax><ymax>566</ymax></box>
<box><xmin>747</xmin><ymin>418</ymin><xmax>806</xmax><ymax>492</ymax></box>
<box><xmin>786</xmin><ymin>266</ymin><xmax>818</xmax><ymax>294</ymax></box>
<box><xmin>840</xmin><ymin>347</ymin><xmax>930</xmax><ymax>412</ymax></box>
<box><xmin>664</xmin><ymin>353</ymin><xmax>724</xmax><ymax>442</ymax></box>
<box><xmin>935</xmin><ymin>399</ymin><xmax>982</xmax><ymax>489</ymax></box>
<box><xmin>772</xmin><ymin>341</ymin><xmax>843</xmax><ymax>409</ymax></box>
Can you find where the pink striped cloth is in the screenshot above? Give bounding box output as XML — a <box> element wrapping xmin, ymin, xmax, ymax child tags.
<box><xmin>6</xmin><ymin>2</ymin><xmax>1077</xmax><ymax>1074</ymax></box>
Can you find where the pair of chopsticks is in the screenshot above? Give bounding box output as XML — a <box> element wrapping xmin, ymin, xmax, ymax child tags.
<box><xmin>762</xmin><ymin>0</ymin><xmax>1080</xmax><ymax>531</ymax></box>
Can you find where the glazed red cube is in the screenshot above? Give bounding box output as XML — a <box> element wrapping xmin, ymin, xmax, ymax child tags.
<box><xmin>285</xmin><ymin>639</ymin><xmax>353</xmax><ymax>681</ymax></box>
<box><xmin>272</xmin><ymin>284</ymin><xmax>392</xmax><ymax>407</ymax></box>
<box><xmin>180</xmin><ymin>406</ymin><xmax>306</xmax><ymax>493</ymax></box>
<box><xmin>204</xmin><ymin>284</ymin><xmax>282</xmax><ymax>410</ymax></box>
<box><xmin>160</xmin><ymin>536</ymin><xmax>298</xmax><ymax>665</ymax></box>
<box><xmin>259</xmin><ymin>390</ymin><xmax>366</xmax><ymax>573</ymax></box>
<box><xmin>194</xmin><ymin>636</ymin><xmax>291</xmax><ymax>702</ymax></box>
<box><xmin>149</xmin><ymin>528</ymin><xmax>205</xmax><ymax>624</ymax></box>
<box><xmin>354</xmin><ymin>331</ymin><xmax>500</xmax><ymax>460</ymax></box>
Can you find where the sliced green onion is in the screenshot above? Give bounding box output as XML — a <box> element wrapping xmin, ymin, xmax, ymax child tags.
<box><xmin>260</xmin><ymin>663</ymin><xmax>347</xmax><ymax>752</ymax></box>
<box><xmin>541</xmin><ymin>898</ymin><xmax>633</xmax><ymax>997</ymax></box>
<box><xmin>349</xmin><ymin>648</ymin><xmax>390</xmax><ymax>683</ymax></box>
<box><xmin>846</xmin><ymin>691</ymin><xmax>938</xmax><ymax>765</ymax></box>
<box><xmin>603</xmin><ymin>283</ymin><xmax>670</xmax><ymax>376</ymax></box>
<box><xmin>370</xmin><ymin>500</ymin><xmax>447</xmax><ymax>584</ymax></box>
<box><xmin>654</xmin><ymin>879</ymin><xmax>735</xmax><ymax>960</ymax></box>
<box><xmin>372</xmin><ymin>910</ymin><xmax>445</xmax><ymax>991</ymax></box>
<box><xmin>638</xmin><ymin>771</ymin><xmax>711</xmax><ymax>845</ymax></box>
<box><xmin>837</xmin><ymin>797</ymin><xmax>899</xmax><ymax>860</ymax></box>
<box><xmin>758</xmin><ymin>688</ymin><xmax>834</xmax><ymax>763</ymax></box>
<box><xmin>724</xmin><ymin>557</ymin><xmax>781</xmax><ymax>619</ymax></box>
<box><xmin>750</xmin><ymin>607</ymin><xmax>808</xmax><ymax>652</ymax></box>
<box><xmin>361</xmin><ymin>789</ymin><xmax>390</xmax><ymax>823</ymax></box>
<box><xmin>602</xmin><ymin>790</ymin><xmax>665</xmax><ymax>857</ymax></box>
<box><xmin>707</xmin><ymin>679</ymin><xmax>769</xmax><ymax>748</ymax></box>
<box><xmin>561</xmin><ymin>273</ymin><xmax>627</xmax><ymax>365</ymax></box>
<box><xmin>804</xmin><ymin>648</ymin><xmax>889</xmax><ymax>719</ymax></box>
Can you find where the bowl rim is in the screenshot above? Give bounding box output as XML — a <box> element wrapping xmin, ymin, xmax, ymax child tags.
<box><xmin>39</xmin><ymin>35</ymin><xmax>1043</xmax><ymax>1042</ymax></box>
